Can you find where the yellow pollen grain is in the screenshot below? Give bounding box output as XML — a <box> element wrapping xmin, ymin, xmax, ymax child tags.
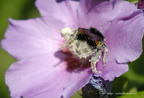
<box><xmin>95</xmin><ymin>41</ymin><xmax>101</xmax><ymax>47</ymax></box>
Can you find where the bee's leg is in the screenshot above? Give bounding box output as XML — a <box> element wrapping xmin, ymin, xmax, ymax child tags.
<box><xmin>59</xmin><ymin>40</ymin><xmax>69</xmax><ymax>50</ymax></box>
<box><xmin>102</xmin><ymin>43</ymin><xmax>108</xmax><ymax>66</ymax></box>
<box><xmin>89</xmin><ymin>49</ymin><xmax>102</xmax><ymax>73</ymax></box>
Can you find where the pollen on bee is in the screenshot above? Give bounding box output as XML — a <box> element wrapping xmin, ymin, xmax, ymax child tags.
<box><xmin>95</xmin><ymin>41</ymin><xmax>101</xmax><ymax>48</ymax></box>
<box><xmin>61</xmin><ymin>27</ymin><xmax>73</xmax><ymax>40</ymax></box>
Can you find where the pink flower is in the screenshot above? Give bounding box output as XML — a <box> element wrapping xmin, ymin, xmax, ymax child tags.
<box><xmin>1</xmin><ymin>0</ymin><xmax>144</xmax><ymax>98</ymax></box>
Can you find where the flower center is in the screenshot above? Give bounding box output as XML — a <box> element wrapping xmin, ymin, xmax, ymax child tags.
<box><xmin>60</xmin><ymin>27</ymin><xmax>108</xmax><ymax>73</ymax></box>
<box><xmin>61</xmin><ymin>50</ymin><xmax>90</xmax><ymax>71</ymax></box>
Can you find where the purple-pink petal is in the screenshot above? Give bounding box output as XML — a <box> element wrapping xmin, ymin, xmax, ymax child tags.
<box><xmin>62</xmin><ymin>68</ymin><xmax>92</xmax><ymax>98</ymax></box>
<box><xmin>35</xmin><ymin>0</ymin><xmax>79</xmax><ymax>27</ymax></box>
<box><xmin>105</xmin><ymin>1</ymin><xmax>144</xmax><ymax>63</ymax></box>
<box><xmin>96</xmin><ymin>61</ymin><xmax>128</xmax><ymax>81</ymax></box>
<box><xmin>78</xmin><ymin>0</ymin><xmax>123</xmax><ymax>32</ymax></box>
<box><xmin>5</xmin><ymin>53</ymin><xmax>71</xmax><ymax>98</ymax></box>
<box><xmin>2</xmin><ymin>17</ymin><xmax>67</xmax><ymax>60</ymax></box>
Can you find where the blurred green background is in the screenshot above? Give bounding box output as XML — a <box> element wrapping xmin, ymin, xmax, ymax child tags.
<box><xmin>0</xmin><ymin>0</ymin><xmax>144</xmax><ymax>98</ymax></box>
<box><xmin>0</xmin><ymin>0</ymin><xmax>40</xmax><ymax>98</ymax></box>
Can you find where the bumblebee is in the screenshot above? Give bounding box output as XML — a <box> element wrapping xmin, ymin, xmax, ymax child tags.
<box><xmin>60</xmin><ymin>27</ymin><xmax>108</xmax><ymax>73</ymax></box>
